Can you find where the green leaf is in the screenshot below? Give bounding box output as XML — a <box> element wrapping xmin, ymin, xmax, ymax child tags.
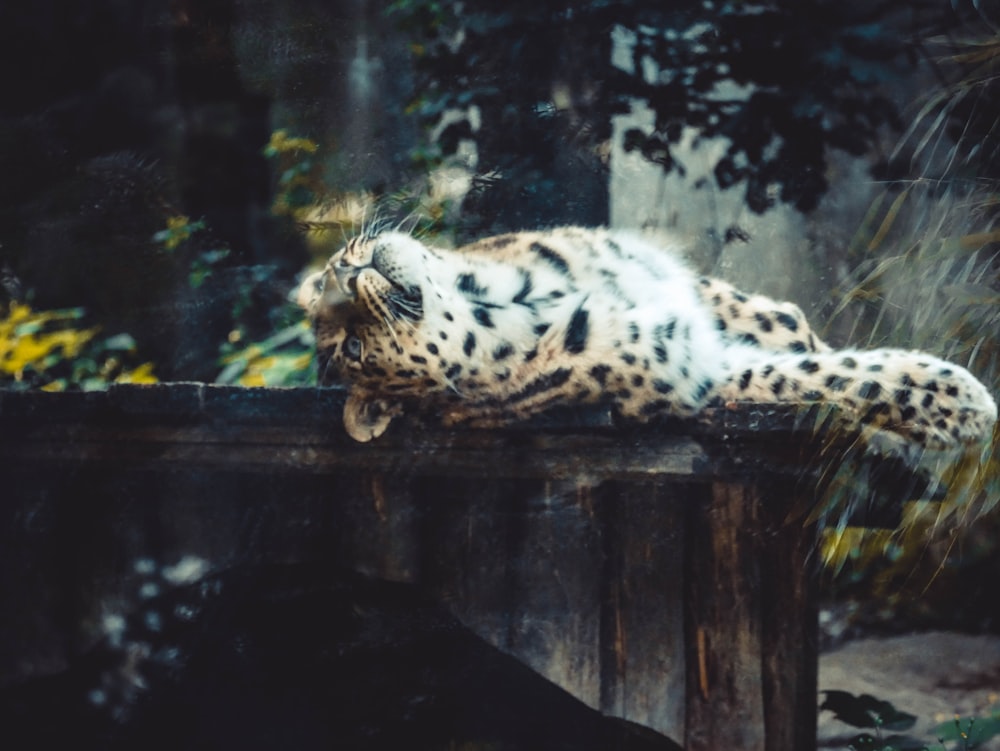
<box><xmin>821</xmin><ymin>691</ymin><xmax>917</xmax><ymax>731</ymax></box>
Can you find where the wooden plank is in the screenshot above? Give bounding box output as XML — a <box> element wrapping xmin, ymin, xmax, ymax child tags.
<box><xmin>0</xmin><ymin>384</ymin><xmax>830</xmax><ymax>482</ymax></box>
<box><xmin>683</xmin><ymin>482</ymin><xmax>767</xmax><ymax>751</ymax></box>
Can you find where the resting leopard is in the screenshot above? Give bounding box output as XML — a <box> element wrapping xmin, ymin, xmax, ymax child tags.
<box><xmin>296</xmin><ymin>226</ymin><xmax>997</xmax><ymax>453</ymax></box>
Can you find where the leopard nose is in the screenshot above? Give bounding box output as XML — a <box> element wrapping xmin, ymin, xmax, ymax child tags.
<box><xmin>334</xmin><ymin>264</ymin><xmax>360</xmax><ymax>299</ymax></box>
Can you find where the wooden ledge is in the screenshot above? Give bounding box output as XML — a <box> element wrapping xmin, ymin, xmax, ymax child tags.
<box><xmin>0</xmin><ymin>383</ymin><xmax>838</xmax><ymax>482</ymax></box>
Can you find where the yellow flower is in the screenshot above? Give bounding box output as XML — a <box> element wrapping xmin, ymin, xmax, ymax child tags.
<box><xmin>265</xmin><ymin>129</ymin><xmax>318</xmax><ymax>155</ymax></box>
<box><xmin>115</xmin><ymin>362</ymin><xmax>158</xmax><ymax>385</ymax></box>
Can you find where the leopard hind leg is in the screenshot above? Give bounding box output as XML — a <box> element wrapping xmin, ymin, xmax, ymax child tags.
<box><xmin>717</xmin><ymin>347</ymin><xmax>997</xmax><ymax>451</ymax></box>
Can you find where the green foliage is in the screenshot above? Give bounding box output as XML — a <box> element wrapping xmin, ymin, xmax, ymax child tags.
<box><xmin>0</xmin><ymin>302</ymin><xmax>157</xmax><ymax>390</ymax></box>
<box><xmin>263</xmin><ymin>130</ymin><xmax>323</xmax><ymax>218</ymax></box>
<box><xmin>152</xmin><ymin>214</ymin><xmax>233</xmax><ymax>289</ymax></box>
<box><xmin>388</xmin><ymin>0</ymin><xmax>948</xmax><ymax>215</ymax></box>
<box><xmin>152</xmin><ymin>215</ymin><xmax>206</xmax><ymax>251</ymax></box>
<box><xmin>216</xmin><ymin>318</ymin><xmax>316</xmax><ymax>388</ymax></box>
<box><xmin>935</xmin><ymin>713</ymin><xmax>1000</xmax><ymax>750</ymax></box>
<box><xmin>822</xmin><ymin>691</ymin><xmax>1000</xmax><ymax>751</ymax></box>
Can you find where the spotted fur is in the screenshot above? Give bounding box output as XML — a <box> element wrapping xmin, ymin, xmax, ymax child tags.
<box><xmin>297</xmin><ymin>227</ymin><xmax>997</xmax><ymax>450</ymax></box>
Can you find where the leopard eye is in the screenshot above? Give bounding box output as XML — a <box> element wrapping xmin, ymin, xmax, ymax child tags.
<box><xmin>344</xmin><ymin>334</ymin><xmax>363</xmax><ymax>361</ymax></box>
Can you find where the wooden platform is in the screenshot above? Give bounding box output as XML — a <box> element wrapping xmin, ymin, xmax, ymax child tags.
<box><xmin>0</xmin><ymin>384</ymin><xmax>917</xmax><ymax>749</ymax></box>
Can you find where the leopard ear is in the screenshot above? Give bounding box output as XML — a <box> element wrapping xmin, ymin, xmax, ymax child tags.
<box><xmin>343</xmin><ymin>393</ymin><xmax>402</xmax><ymax>442</ymax></box>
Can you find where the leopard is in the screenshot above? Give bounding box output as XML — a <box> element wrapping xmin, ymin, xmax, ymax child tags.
<box><xmin>296</xmin><ymin>225</ymin><xmax>997</xmax><ymax>456</ymax></box>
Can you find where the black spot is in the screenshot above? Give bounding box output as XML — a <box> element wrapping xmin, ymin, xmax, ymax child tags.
<box><xmin>789</xmin><ymin>341</ymin><xmax>808</xmax><ymax>354</ymax></box>
<box><xmin>531</xmin><ymin>242</ymin><xmax>570</xmax><ymax>275</ymax></box>
<box><xmin>770</xmin><ymin>376</ymin><xmax>786</xmax><ymax>396</ymax></box>
<box><xmin>473</xmin><ymin>307</ymin><xmax>495</xmax><ymax>328</ymax></box>
<box><xmin>858</xmin><ymin>381</ymin><xmax>882</xmax><ymax>399</ymax></box>
<box><xmin>774</xmin><ymin>312</ymin><xmax>799</xmax><ymax>332</ymax></box>
<box><xmin>945</xmin><ymin>384</ymin><xmax>960</xmax><ymax>397</ymax></box>
<box><xmin>662</xmin><ymin>319</ymin><xmax>677</xmax><ymax>340</ymax></box>
<box><xmin>798</xmin><ymin>360</ymin><xmax>820</xmax><ymax>374</ymax></box>
<box><xmin>841</xmin><ymin>357</ymin><xmax>858</xmax><ymax>369</ymax></box>
<box><xmin>825</xmin><ymin>374</ymin><xmax>851</xmax><ymax>391</ymax></box>
<box><xmin>761</xmin><ymin>365</ymin><xmax>774</xmax><ymax>377</ymax></box>
<box><xmin>524</xmin><ymin>349</ymin><xmax>538</xmax><ymax>362</ymax></box>
<box><xmin>443</xmin><ymin>312</ymin><xmax>454</xmax><ymax>322</ymax></box>
<box><xmin>483</xmin><ymin>234</ymin><xmax>517</xmax><ymax>249</ymax></box>
<box><xmin>508</xmin><ymin>367</ymin><xmax>573</xmax><ymax>403</ymax></box>
<box><xmin>729</xmin><ymin>304</ymin><xmax>741</xmax><ymax>318</ymax></box>
<box><xmin>427</xmin><ymin>342</ymin><xmax>440</xmax><ymax>356</ymax></box>
<box><xmin>893</xmin><ymin>389</ymin><xmax>912</xmax><ymax>406</ymax></box>
<box><xmin>940</xmin><ymin>368</ymin><xmax>953</xmax><ymax>377</ymax></box>
<box><xmin>922</xmin><ymin>392</ymin><xmax>935</xmax><ymax>409</ymax></box>
<box><xmin>739</xmin><ymin>369</ymin><xmax>753</xmax><ymax>390</ymax></box>
<box><xmin>935</xmin><ymin>418</ymin><xmax>949</xmax><ymax>430</ymax></box>
<box><xmin>620</xmin><ymin>352</ymin><xmax>637</xmax><ymax>365</ymax></box>
<box><xmin>534</xmin><ymin>323</ymin><xmax>551</xmax><ymax>336</ymax></box>
<box><xmin>512</xmin><ymin>271</ymin><xmax>534</xmax><ymax>306</ymax></box>
<box><xmin>738</xmin><ymin>332</ymin><xmax>760</xmax><ymax>346</ymax></box>
<box><xmin>924</xmin><ymin>380</ymin><xmax>939</xmax><ymax>392</ymax></box>
<box><xmin>368</xmin><ymin>366</ymin><xmax>388</xmax><ymax>377</ymax></box>
<box><xmin>493</xmin><ymin>343</ymin><xmax>514</xmax><ymax>361</ymax></box>
<box><xmin>867</xmin><ymin>363</ymin><xmax>883</xmax><ymax>372</ymax></box>
<box><xmin>699</xmin><ymin>277</ymin><xmax>711</xmax><ymax>287</ymax></box>
<box><xmin>445</xmin><ymin>363</ymin><xmax>463</xmax><ymax>380</ymax></box>
<box><xmin>679</xmin><ymin>366</ymin><xmax>689</xmax><ymax>378</ymax></box>
<box><xmin>438</xmin><ymin>331</ymin><xmax>448</xmax><ymax>340</ymax></box>
<box><xmin>410</xmin><ymin>354</ymin><xmax>428</xmax><ymax>365</ymax></box>
<box><xmin>617</xmin><ymin>389</ymin><xmax>632</xmax><ymax>400</ymax></box>
<box><xmin>802</xmin><ymin>390</ymin><xmax>823</xmax><ymax>401</ymax></box>
<box><xmin>639</xmin><ymin>399</ymin><xmax>670</xmax><ymax>416</ymax></box>
<box><xmin>628</xmin><ymin>322</ymin><xmax>640</xmax><ymax>343</ymax></box>
<box><xmin>711</xmin><ymin>294</ymin><xmax>723</xmax><ymax>306</ymax></box>
<box><xmin>653</xmin><ymin>342</ymin><xmax>668</xmax><ymax>364</ymax></box>
<box><xmin>652</xmin><ymin>379</ymin><xmax>674</xmax><ymax>394</ymax></box>
<box><xmin>463</xmin><ymin>332</ymin><xmax>476</xmax><ymax>357</ymax></box>
<box><xmin>495</xmin><ymin>370</ymin><xmax>511</xmax><ymax>383</ymax></box>
<box><xmin>693</xmin><ymin>379</ymin><xmax>713</xmax><ymax>401</ymax></box>
<box><xmin>564</xmin><ymin>305</ymin><xmax>590</xmax><ymax>354</ymax></box>
<box><xmin>715</xmin><ymin>317</ymin><xmax>728</xmax><ymax>332</ymax></box>
<box><xmin>754</xmin><ymin>313</ymin><xmax>773</xmax><ymax>333</ymax></box>
<box><xmin>631</xmin><ymin>374</ymin><xmax>644</xmax><ymax>387</ymax></box>
<box><xmin>457</xmin><ymin>273</ymin><xmax>487</xmax><ymax>298</ymax></box>
<box><xmin>860</xmin><ymin>403</ymin><xmax>891</xmax><ymax>423</ymax></box>
<box><xmin>395</xmin><ymin>369</ymin><xmax>417</xmax><ymax>378</ymax></box>
<box><xmin>901</xmin><ymin>406</ymin><xmax>917</xmax><ymax>421</ymax></box>
<box><xmin>590</xmin><ymin>364</ymin><xmax>612</xmax><ymax>385</ymax></box>
<box><xmin>733</xmin><ymin>291</ymin><xmax>748</xmax><ymax>303</ymax></box>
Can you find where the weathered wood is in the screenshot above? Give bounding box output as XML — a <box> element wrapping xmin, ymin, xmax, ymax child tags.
<box><xmin>0</xmin><ymin>384</ymin><xmax>896</xmax><ymax>749</ymax></box>
<box><xmin>0</xmin><ymin>383</ymin><xmax>831</xmax><ymax>480</ymax></box>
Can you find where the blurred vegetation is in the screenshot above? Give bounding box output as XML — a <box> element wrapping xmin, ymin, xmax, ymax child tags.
<box><xmin>822</xmin><ymin>689</ymin><xmax>1000</xmax><ymax>750</ymax></box>
<box><xmin>0</xmin><ymin>302</ymin><xmax>157</xmax><ymax>391</ymax></box>
<box><xmin>817</xmin><ymin>10</ymin><xmax>1000</xmax><ymax>632</ymax></box>
<box><xmin>388</xmin><ymin>0</ymin><xmax>953</xmax><ymax>232</ymax></box>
